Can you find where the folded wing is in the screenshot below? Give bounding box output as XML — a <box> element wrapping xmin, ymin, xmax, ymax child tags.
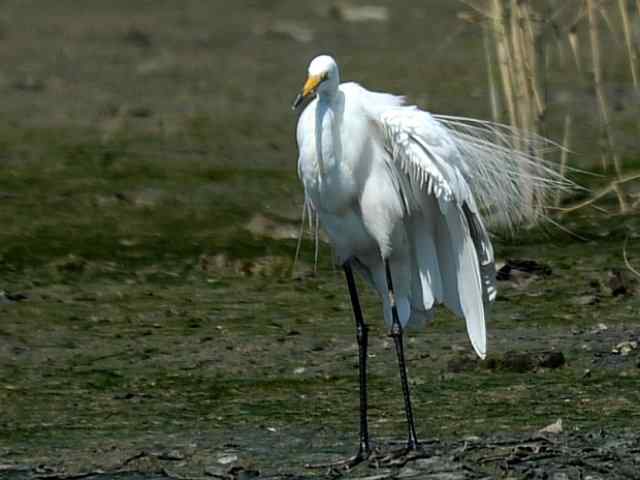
<box><xmin>378</xmin><ymin>108</ymin><xmax>492</xmax><ymax>358</ymax></box>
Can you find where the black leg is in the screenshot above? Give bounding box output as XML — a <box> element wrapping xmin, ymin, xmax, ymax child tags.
<box><xmin>305</xmin><ymin>261</ymin><xmax>371</xmax><ymax>470</ymax></box>
<box><xmin>344</xmin><ymin>261</ymin><xmax>371</xmax><ymax>457</ymax></box>
<box><xmin>385</xmin><ymin>260</ymin><xmax>419</xmax><ymax>450</ymax></box>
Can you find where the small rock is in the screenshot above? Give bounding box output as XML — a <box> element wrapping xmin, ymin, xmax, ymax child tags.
<box><xmin>462</xmin><ymin>436</ymin><xmax>481</xmax><ymax>442</ymax></box>
<box><xmin>538</xmin><ymin>418</ymin><xmax>563</xmax><ymax>434</ymax></box>
<box><xmin>158</xmin><ymin>450</ymin><xmax>184</xmax><ymax>460</ymax></box>
<box><xmin>245</xmin><ymin>213</ymin><xmax>298</xmax><ymax>240</ymax></box>
<box><xmin>262</xmin><ymin>21</ymin><xmax>314</xmax><ymax>43</ymax></box>
<box><xmin>5</xmin><ymin>292</ymin><xmax>27</xmax><ymax>301</ymax></box>
<box><xmin>0</xmin><ymin>465</ymin><xmax>28</xmax><ymax>472</ymax></box>
<box><xmin>591</xmin><ymin>323</ymin><xmax>609</xmax><ymax>334</ymax></box>
<box><xmin>50</xmin><ymin>254</ymin><xmax>87</xmax><ymax>273</ymax></box>
<box><xmin>205</xmin><ymin>465</ymin><xmax>229</xmax><ymax>478</ymax></box>
<box><xmin>501</xmin><ymin>351</ymin><xmax>536</xmax><ymax>373</ymax></box>
<box><xmin>33</xmin><ymin>465</ymin><xmax>57</xmax><ymax>474</ymax></box>
<box><xmin>119</xmin><ymin>238</ymin><xmax>138</xmax><ymax>247</ymax></box>
<box><xmin>94</xmin><ymin>193</ymin><xmax>120</xmax><ymax>208</ymax></box>
<box><xmin>573</xmin><ymin>294</ymin><xmax>599</xmax><ymax>306</ymax></box>
<box><xmin>128</xmin><ymin>187</ymin><xmax>165</xmax><ymax>208</ymax></box>
<box><xmin>538</xmin><ymin>351</ymin><xmax>565</xmax><ymax>369</ymax></box>
<box><xmin>612</xmin><ymin>341</ymin><xmax>638</xmax><ymax>356</ymax></box>
<box><xmin>607</xmin><ymin>270</ymin><xmax>628</xmax><ymax>296</ymax></box>
<box><xmin>200</xmin><ymin>253</ymin><xmax>229</xmax><ymax>272</ymax></box>
<box><xmin>293</xmin><ymin>367</ymin><xmax>306</xmax><ymax>375</ymax></box>
<box><xmin>217</xmin><ymin>454</ymin><xmax>238</xmax><ymax>465</ymax></box>
<box><xmin>0</xmin><ymin>291</ymin><xmax>20</xmax><ymax>304</ymax></box>
<box><xmin>329</xmin><ymin>3</ymin><xmax>389</xmax><ymax>23</ymax></box>
<box><xmin>228</xmin><ymin>466</ymin><xmax>260</xmax><ymax>480</ymax></box>
<box><xmin>496</xmin><ymin>258</ymin><xmax>552</xmax><ymax>281</ymax></box>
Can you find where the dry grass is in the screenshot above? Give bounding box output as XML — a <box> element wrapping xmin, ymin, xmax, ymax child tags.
<box><xmin>461</xmin><ymin>0</ymin><xmax>640</xmax><ymax>214</ymax></box>
<box><xmin>619</xmin><ymin>0</ymin><xmax>639</xmax><ymax>88</ymax></box>
<box><xmin>587</xmin><ymin>0</ymin><xmax>622</xmax><ymax>176</ymax></box>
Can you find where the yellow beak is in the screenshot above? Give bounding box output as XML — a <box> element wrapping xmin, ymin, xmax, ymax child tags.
<box><xmin>292</xmin><ymin>74</ymin><xmax>323</xmax><ymax>110</ymax></box>
<box><xmin>302</xmin><ymin>74</ymin><xmax>322</xmax><ymax>97</ymax></box>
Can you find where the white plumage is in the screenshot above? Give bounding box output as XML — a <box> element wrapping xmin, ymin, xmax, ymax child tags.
<box><xmin>294</xmin><ymin>55</ymin><xmax>569</xmax><ymax>360</ymax></box>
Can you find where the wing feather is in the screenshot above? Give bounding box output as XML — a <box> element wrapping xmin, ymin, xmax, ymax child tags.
<box><xmin>438</xmin><ymin>201</ymin><xmax>487</xmax><ymax>358</ymax></box>
<box><xmin>379</xmin><ymin>107</ymin><xmax>489</xmax><ymax>358</ymax></box>
<box><xmin>373</xmin><ymin>103</ymin><xmax>572</xmax><ymax>357</ymax></box>
<box><xmin>463</xmin><ymin>200</ymin><xmax>497</xmax><ymax>304</ymax></box>
<box><xmin>432</xmin><ymin>114</ymin><xmax>574</xmax><ymax>229</ymax></box>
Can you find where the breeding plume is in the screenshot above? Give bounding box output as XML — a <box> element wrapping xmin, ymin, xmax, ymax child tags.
<box><xmin>293</xmin><ymin>55</ymin><xmax>568</xmax><ymax>466</ymax></box>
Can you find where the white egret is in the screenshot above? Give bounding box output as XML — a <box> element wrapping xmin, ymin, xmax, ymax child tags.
<box><xmin>292</xmin><ymin>55</ymin><xmax>569</xmax><ymax>466</ymax></box>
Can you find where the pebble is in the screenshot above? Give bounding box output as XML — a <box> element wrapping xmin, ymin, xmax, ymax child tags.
<box><xmin>217</xmin><ymin>454</ymin><xmax>238</xmax><ymax>465</ymax></box>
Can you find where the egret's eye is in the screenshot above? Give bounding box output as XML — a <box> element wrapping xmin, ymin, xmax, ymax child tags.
<box><xmin>322</xmin><ymin>72</ymin><xmax>329</xmax><ymax>81</ymax></box>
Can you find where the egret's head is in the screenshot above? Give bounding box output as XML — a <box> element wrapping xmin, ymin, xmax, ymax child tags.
<box><xmin>292</xmin><ymin>55</ymin><xmax>340</xmax><ymax>110</ymax></box>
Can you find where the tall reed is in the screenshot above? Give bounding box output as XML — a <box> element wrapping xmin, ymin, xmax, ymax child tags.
<box><xmin>463</xmin><ymin>0</ymin><xmax>639</xmax><ymax>212</ymax></box>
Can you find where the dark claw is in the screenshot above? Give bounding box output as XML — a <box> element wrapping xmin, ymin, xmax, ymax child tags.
<box><xmin>376</xmin><ymin>443</ymin><xmax>428</xmax><ymax>467</ymax></box>
<box><xmin>304</xmin><ymin>448</ymin><xmax>371</xmax><ymax>471</ymax></box>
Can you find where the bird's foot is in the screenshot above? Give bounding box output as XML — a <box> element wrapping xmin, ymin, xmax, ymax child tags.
<box><xmin>372</xmin><ymin>442</ymin><xmax>428</xmax><ymax>468</ymax></box>
<box><xmin>304</xmin><ymin>445</ymin><xmax>372</xmax><ymax>473</ymax></box>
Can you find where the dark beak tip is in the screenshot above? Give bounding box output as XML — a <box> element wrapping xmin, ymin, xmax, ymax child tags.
<box><xmin>292</xmin><ymin>93</ymin><xmax>304</xmax><ymax>111</ymax></box>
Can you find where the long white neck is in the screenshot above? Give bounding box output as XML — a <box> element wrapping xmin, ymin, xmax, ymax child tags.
<box><xmin>314</xmin><ymin>88</ymin><xmax>344</xmax><ymax>182</ymax></box>
<box><xmin>317</xmin><ymin>73</ymin><xmax>340</xmax><ymax>104</ymax></box>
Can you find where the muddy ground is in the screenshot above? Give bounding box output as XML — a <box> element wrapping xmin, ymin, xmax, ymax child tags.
<box><xmin>1</xmin><ymin>1</ymin><xmax>640</xmax><ymax>480</ymax></box>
